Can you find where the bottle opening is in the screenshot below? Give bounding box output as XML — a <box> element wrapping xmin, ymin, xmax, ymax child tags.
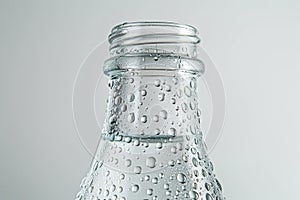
<box><xmin>104</xmin><ymin>21</ymin><xmax>204</xmax><ymax>76</ymax></box>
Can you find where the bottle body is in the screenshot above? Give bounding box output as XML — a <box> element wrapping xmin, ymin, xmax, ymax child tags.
<box><xmin>75</xmin><ymin>21</ymin><xmax>225</xmax><ymax>200</ymax></box>
<box><xmin>76</xmin><ymin>71</ymin><xmax>224</xmax><ymax>200</ymax></box>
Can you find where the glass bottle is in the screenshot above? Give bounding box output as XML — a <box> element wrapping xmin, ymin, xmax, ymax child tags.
<box><xmin>75</xmin><ymin>21</ymin><xmax>225</xmax><ymax>200</ymax></box>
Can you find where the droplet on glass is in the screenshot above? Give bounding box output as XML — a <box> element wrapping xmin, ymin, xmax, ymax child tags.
<box><xmin>134</xmin><ymin>166</ymin><xmax>142</xmax><ymax>174</ymax></box>
<box><xmin>146</xmin><ymin>157</ymin><xmax>156</xmax><ymax>168</ymax></box>
<box><xmin>141</xmin><ymin>115</ymin><xmax>147</xmax><ymax>123</ymax></box>
<box><xmin>131</xmin><ymin>184</ymin><xmax>139</xmax><ymax>192</ymax></box>
<box><xmin>177</xmin><ymin>173</ymin><xmax>187</xmax><ymax>184</ymax></box>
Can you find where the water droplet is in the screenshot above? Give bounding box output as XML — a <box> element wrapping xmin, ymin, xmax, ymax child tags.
<box><xmin>152</xmin><ymin>177</ymin><xmax>158</xmax><ymax>184</ymax></box>
<box><xmin>181</xmin><ymin>102</ymin><xmax>188</xmax><ymax>113</ymax></box>
<box><xmin>146</xmin><ymin>157</ymin><xmax>156</xmax><ymax>168</ymax></box>
<box><xmin>108</xmin><ymin>80</ymin><xmax>114</xmax><ymax>88</ymax></box>
<box><xmin>110</xmin><ymin>184</ymin><xmax>116</xmax><ymax>192</ymax></box>
<box><xmin>177</xmin><ymin>173</ymin><xmax>187</xmax><ymax>184</ymax></box>
<box><xmin>103</xmin><ymin>189</ymin><xmax>109</xmax><ymax>196</ymax></box>
<box><xmin>168</xmin><ymin>160</ymin><xmax>175</xmax><ymax>167</ymax></box>
<box><xmin>124</xmin><ymin>136</ymin><xmax>132</xmax><ymax>143</ymax></box>
<box><xmin>134</xmin><ymin>166</ymin><xmax>142</xmax><ymax>174</ymax></box>
<box><xmin>141</xmin><ymin>115</ymin><xmax>147</xmax><ymax>123</ymax></box>
<box><xmin>93</xmin><ymin>161</ymin><xmax>99</xmax><ymax>171</ymax></box>
<box><xmin>129</xmin><ymin>78</ymin><xmax>134</xmax><ymax>83</ymax></box>
<box><xmin>206</xmin><ymin>193</ymin><xmax>213</xmax><ymax>200</ymax></box>
<box><xmin>176</xmin><ymin>89</ymin><xmax>183</xmax><ymax>98</ymax></box>
<box><xmin>192</xmin><ymin>157</ymin><xmax>198</xmax><ymax>167</ymax></box>
<box><xmin>165</xmin><ymin>85</ymin><xmax>171</xmax><ymax>92</ymax></box>
<box><xmin>190</xmin><ymin>79</ymin><xmax>196</xmax><ymax>89</ymax></box>
<box><xmin>147</xmin><ymin>188</ymin><xmax>153</xmax><ymax>195</ymax></box>
<box><xmin>164</xmin><ymin>183</ymin><xmax>169</xmax><ymax>190</ymax></box>
<box><xmin>128</xmin><ymin>113</ymin><xmax>135</xmax><ymax>123</ymax></box>
<box><xmin>191</xmin><ymin>147</ymin><xmax>196</xmax><ymax>154</ymax></box>
<box><xmin>144</xmin><ymin>175</ymin><xmax>150</xmax><ymax>181</ymax></box>
<box><xmin>141</xmin><ymin>89</ymin><xmax>147</xmax><ymax>96</ymax></box>
<box><xmin>154</xmin><ymin>80</ymin><xmax>161</xmax><ymax>87</ymax></box>
<box><xmin>119</xmin><ymin>105</ymin><xmax>126</xmax><ymax>113</ymax></box>
<box><xmin>127</xmin><ymin>94</ymin><xmax>135</xmax><ymax>103</ymax></box>
<box><xmin>114</xmin><ymin>96</ymin><xmax>122</xmax><ymax>105</ymax></box>
<box><xmin>168</xmin><ymin>128</ymin><xmax>176</xmax><ymax>137</ymax></box>
<box><xmin>153</xmin><ymin>115</ymin><xmax>159</xmax><ymax>122</ymax></box>
<box><xmin>216</xmin><ymin>179</ymin><xmax>223</xmax><ymax>191</ymax></box>
<box><xmin>154</xmin><ymin>128</ymin><xmax>161</xmax><ymax>135</ymax></box>
<box><xmin>154</xmin><ymin>56</ymin><xmax>158</xmax><ymax>61</ymax></box>
<box><xmin>184</xmin><ymin>86</ymin><xmax>192</xmax><ymax>97</ymax></box>
<box><xmin>189</xmin><ymin>190</ymin><xmax>199</xmax><ymax>199</ymax></box>
<box><xmin>171</xmin><ymin>98</ymin><xmax>176</xmax><ymax>104</ymax></box>
<box><xmin>172</xmin><ymin>77</ymin><xmax>178</xmax><ymax>85</ymax></box>
<box><xmin>133</xmin><ymin>139</ymin><xmax>140</xmax><ymax>146</ymax></box>
<box><xmin>159</xmin><ymin>110</ymin><xmax>167</xmax><ymax>119</ymax></box>
<box><xmin>190</xmin><ymin>125</ymin><xmax>196</xmax><ymax>134</ymax></box>
<box><xmin>156</xmin><ymin>142</ymin><xmax>162</xmax><ymax>149</ymax></box>
<box><xmin>158</xmin><ymin>93</ymin><xmax>165</xmax><ymax>101</ymax></box>
<box><xmin>131</xmin><ymin>184</ymin><xmax>139</xmax><ymax>192</ymax></box>
<box><xmin>105</xmin><ymin>170</ymin><xmax>110</xmax><ymax>176</ymax></box>
<box><xmin>109</xmin><ymin>115</ymin><xmax>117</xmax><ymax>124</ymax></box>
<box><xmin>125</xmin><ymin>159</ymin><xmax>132</xmax><ymax>167</ymax></box>
<box><xmin>171</xmin><ymin>146</ymin><xmax>177</xmax><ymax>153</ymax></box>
<box><xmin>205</xmin><ymin>183</ymin><xmax>211</xmax><ymax>191</ymax></box>
<box><xmin>190</xmin><ymin>101</ymin><xmax>196</xmax><ymax>110</ymax></box>
<box><xmin>118</xmin><ymin>186</ymin><xmax>123</xmax><ymax>193</ymax></box>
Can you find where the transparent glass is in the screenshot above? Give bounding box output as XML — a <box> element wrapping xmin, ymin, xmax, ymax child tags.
<box><xmin>75</xmin><ymin>21</ymin><xmax>225</xmax><ymax>200</ymax></box>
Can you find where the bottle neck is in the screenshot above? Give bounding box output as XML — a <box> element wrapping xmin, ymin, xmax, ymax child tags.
<box><xmin>102</xmin><ymin>70</ymin><xmax>202</xmax><ymax>141</ymax></box>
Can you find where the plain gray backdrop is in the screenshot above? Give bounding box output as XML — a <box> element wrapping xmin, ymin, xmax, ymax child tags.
<box><xmin>1</xmin><ymin>0</ymin><xmax>300</xmax><ymax>200</ymax></box>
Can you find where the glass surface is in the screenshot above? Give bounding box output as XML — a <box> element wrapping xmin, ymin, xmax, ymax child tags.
<box><xmin>75</xmin><ymin>21</ymin><xmax>225</xmax><ymax>200</ymax></box>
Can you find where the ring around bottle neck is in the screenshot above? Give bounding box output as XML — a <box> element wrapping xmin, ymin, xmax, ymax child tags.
<box><xmin>104</xmin><ymin>21</ymin><xmax>205</xmax><ymax>77</ymax></box>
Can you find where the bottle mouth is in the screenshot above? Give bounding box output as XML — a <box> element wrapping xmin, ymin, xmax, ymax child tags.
<box><xmin>104</xmin><ymin>21</ymin><xmax>204</xmax><ymax>76</ymax></box>
<box><xmin>109</xmin><ymin>21</ymin><xmax>200</xmax><ymax>51</ymax></box>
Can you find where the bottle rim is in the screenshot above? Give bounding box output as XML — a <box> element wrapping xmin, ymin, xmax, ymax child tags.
<box><xmin>108</xmin><ymin>21</ymin><xmax>200</xmax><ymax>50</ymax></box>
<box><xmin>104</xmin><ymin>21</ymin><xmax>204</xmax><ymax>76</ymax></box>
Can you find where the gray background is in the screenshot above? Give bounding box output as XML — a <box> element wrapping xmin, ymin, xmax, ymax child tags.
<box><xmin>1</xmin><ymin>0</ymin><xmax>300</xmax><ymax>199</ymax></box>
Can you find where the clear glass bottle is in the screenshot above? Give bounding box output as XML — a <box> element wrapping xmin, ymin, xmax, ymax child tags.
<box><xmin>75</xmin><ymin>21</ymin><xmax>225</xmax><ymax>200</ymax></box>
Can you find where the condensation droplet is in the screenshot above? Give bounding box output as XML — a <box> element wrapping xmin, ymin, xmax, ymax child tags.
<box><xmin>152</xmin><ymin>177</ymin><xmax>158</xmax><ymax>184</ymax></box>
<box><xmin>134</xmin><ymin>166</ymin><xmax>142</xmax><ymax>174</ymax></box>
<box><xmin>171</xmin><ymin>98</ymin><xmax>176</xmax><ymax>104</ymax></box>
<box><xmin>114</xmin><ymin>96</ymin><xmax>122</xmax><ymax>105</ymax></box>
<box><xmin>141</xmin><ymin>89</ymin><xmax>147</xmax><ymax>96</ymax></box>
<box><xmin>164</xmin><ymin>183</ymin><xmax>169</xmax><ymax>189</ymax></box>
<box><xmin>109</xmin><ymin>115</ymin><xmax>117</xmax><ymax>124</ymax></box>
<box><xmin>206</xmin><ymin>193</ymin><xmax>213</xmax><ymax>200</ymax></box>
<box><xmin>158</xmin><ymin>93</ymin><xmax>165</xmax><ymax>101</ymax></box>
<box><xmin>146</xmin><ymin>157</ymin><xmax>156</xmax><ymax>168</ymax></box>
<box><xmin>153</xmin><ymin>115</ymin><xmax>159</xmax><ymax>122</ymax></box>
<box><xmin>184</xmin><ymin>86</ymin><xmax>192</xmax><ymax>97</ymax></box>
<box><xmin>121</xmin><ymin>104</ymin><xmax>127</xmax><ymax>112</ymax></box>
<box><xmin>131</xmin><ymin>184</ymin><xmax>139</xmax><ymax>192</ymax></box>
<box><xmin>177</xmin><ymin>173</ymin><xmax>187</xmax><ymax>184</ymax></box>
<box><xmin>141</xmin><ymin>115</ymin><xmax>147</xmax><ymax>123</ymax></box>
<box><xmin>125</xmin><ymin>159</ymin><xmax>132</xmax><ymax>167</ymax></box>
<box><xmin>128</xmin><ymin>113</ymin><xmax>135</xmax><ymax>123</ymax></box>
<box><xmin>156</xmin><ymin>142</ymin><xmax>162</xmax><ymax>149</ymax></box>
<box><xmin>159</xmin><ymin>110</ymin><xmax>167</xmax><ymax>119</ymax></box>
<box><xmin>168</xmin><ymin>128</ymin><xmax>177</xmax><ymax>137</ymax></box>
<box><xmin>128</xmin><ymin>93</ymin><xmax>135</xmax><ymax>102</ymax></box>
<box><xmin>192</xmin><ymin>157</ymin><xmax>198</xmax><ymax>167</ymax></box>
<box><xmin>154</xmin><ymin>79</ymin><xmax>161</xmax><ymax>87</ymax></box>
<box><xmin>147</xmin><ymin>188</ymin><xmax>153</xmax><ymax>195</ymax></box>
<box><xmin>181</xmin><ymin>103</ymin><xmax>188</xmax><ymax>113</ymax></box>
<box><xmin>189</xmin><ymin>190</ymin><xmax>199</xmax><ymax>199</ymax></box>
<box><xmin>165</xmin><ymin>85</ymin><xmax>171</xmax><ymax>92</ymax></box>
